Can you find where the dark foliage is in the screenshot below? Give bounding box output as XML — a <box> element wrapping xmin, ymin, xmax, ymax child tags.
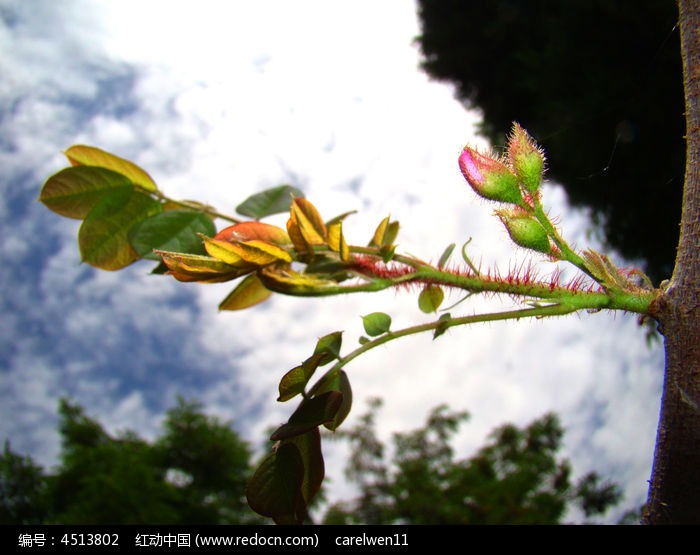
<box><xmin>417</xmin><ymin>0</ymin><xmax>684</xmax><ymax>284</ymax></box>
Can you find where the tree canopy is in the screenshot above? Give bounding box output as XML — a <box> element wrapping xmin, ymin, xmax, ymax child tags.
<box><xmin>417</xmin><ymin>0</ymin><xmax>684</xmax><ymax>284</ymax></box>
<box><xmin>1</xmin><ymin>398</ymin><xmax>631</xmax><ymax>524</ymax></box>
<box><xmin>1</xmin><ymin>398</ymin><xmax>261</xmax><ymax>525</ymax></box>
<box><xmin>323</xmin><ymin>399</ymin><xmax>629</xmax><ymax>525</ymax></box>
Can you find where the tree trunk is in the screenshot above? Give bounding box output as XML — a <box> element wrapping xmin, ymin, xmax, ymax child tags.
<box><xmin>644</xmin><ymin>0</ymin><xmax>700</xmax><ymax>524</ymax></box>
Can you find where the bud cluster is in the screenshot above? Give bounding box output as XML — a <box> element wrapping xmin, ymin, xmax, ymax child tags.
<box><xmin>459</xmin><ymin>123</ymin><xmax>554</xmax><ymax>255</ymax></box>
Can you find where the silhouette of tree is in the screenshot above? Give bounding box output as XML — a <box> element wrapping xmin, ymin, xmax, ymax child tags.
<box><xmin>417</xmin><ymin>0</ymin><xmax>684</xmax><ymax>283</ymax></box>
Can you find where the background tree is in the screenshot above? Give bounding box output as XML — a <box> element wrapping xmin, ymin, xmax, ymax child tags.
<box><xmin>323</xmin><ymin>399</ymin><xmax>626</xmax><ymax>525</ymax></box>
<box><xmin>0</xmin><ymin>398</ymin><xmax>260</xmax><ymax>524</ymax></box>
<box><xmin>0</xmin><ymin>442</ymin><xmax>48</xmax><ymax>525</ymax></box>
<box><xmin>416</xmin><ymin>0</ymin><xmax>684</xmax><ymax>284</ymax></box>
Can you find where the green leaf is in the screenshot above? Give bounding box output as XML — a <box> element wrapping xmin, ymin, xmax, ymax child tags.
<box><xmin>128</xmin><ymin>210</ymin><xmax>215</xmax><ymax>260</ymax></box>
<box><xmin>236</xmin><ymin>184</ymin><xmax>305</xmax><ymax>219</ymax></box>
<box><xmin>40</xmin><ymin>166</ymin><xmax>134</xmax><ymax>219</ymax></box>
<box><xmin>246</xmin><ymin>442</ymin><xmax>305</xmax><ymax>524</ymax></box>
<box><xmin>325</xmin><ymin>210</ymin><xmax>357</xmax><ymax>225</ymax></box>
<box><xmin>438</xmin><ymin>243</ymin><xmax>456</xmax><ymax>270</ymax></box>
<box><xmin>64</xmin><ymin>145</ymin><xmax>158</xmax><ymax>192</ymax></box>
<box><xmin>305</xmin><ymin>369</ymin><xmax>353</xmax><ymax>430</ymax></box>
<box><xmin>418</xmin><ymin>284</ymin><xmax>445</xmax><ymax>313</ymax></box>
<box><xmin>78</xmin><ymin>189</ymin><xmax>162</xmax><ymax>270</ymax></box>
<box><xmin>278</xmin><ymin>352</ymin><xmax>325</xmax><ymax>402</ymax></box>
<box><xmin>287</xmin><ymin>428</ymin><xmax>324</xmax><ymax>512</ymax></box>
<box><xmin>219</xmin><ymin>273</ymin><xmax>272</xmax><ymax>310</ymax></box>
<box><xmin>362</xmin><ymin>312</ymin><xmax>392</xmax><ymax>336</ymax></box>
<box><xmin>313</xmin><ymin>370</ymin><xmax>352</xmax><ymax>431</ymax></box>
<box><xmin>313</xmin><ymin>331</ymin><xmax>343</xmax><ymax>365</ymax></box>
<box><xmin>433</xmin><ymin>312</ymin><xmax>452</xmax><ymax>340</ymax></box>
<box><xmin>270</xmin><ymin>392</ymin><xmax>343</xmax><ymax>441</ymax></box>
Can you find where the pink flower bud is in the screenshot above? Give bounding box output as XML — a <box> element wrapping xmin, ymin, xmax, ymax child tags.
<box><xmin>507</xmin><ymin>123</ymin><xmax>546</xmax><ymax>193</ymax></box>
<box><xmin>459</xmin><ymin>147</ymin><xmax>522</xmax><ymax>205</ymax></box>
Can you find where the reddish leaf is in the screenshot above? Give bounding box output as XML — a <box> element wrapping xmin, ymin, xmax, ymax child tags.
<box><xmin>214</xmin><ymin>221</ymin><xmax>290</xmax><ymax>245</ymax></box>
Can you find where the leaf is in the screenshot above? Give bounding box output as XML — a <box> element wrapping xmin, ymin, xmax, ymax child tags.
<box><xmin>128</xmin><ymin>210</ymin><xmax>215</xmax><ymax>260</ymax></box>
<box><xmin>64</xmin><ymin>145</ymin><xmax>158</xmax><ymax>192</ymax></box>
<box><xmin>236</xmin><ymin>184</ymin><xmax>305</xmax><ymax>219</ymax></box>
<box><xmin>313</xmin><ymin>331</ymin><xmax>343</xmax><ymax>365</ymax></box>
<box><xmin>270</xmin><ymin>392</ymin><xmax>343</xmax><ymax>441</ymax></box>
<box><xmin>157</xmin><ymin>251</ymin><xmax>251</xmax><ymax>282</ymax></box>
<box><xmin>214</xmin><ymin>221</ymin><xmax>290</xmax><ymax>246</ymax></box>
<box><xmin>246</xmin><ymin>442</ymin><xmax>305</xmax><ymax>523</ymax></box>
<box><xmin>40</xmin><ymin>166</ymin><xmax>134</xmax><ymax>219</ymax></box>
<box><xmin>362</xmin><ymin>312</ymin><xmax>392</xmax><ymax>336</ymax></box>
<box><xmin>258</xmin><ymin>266</ymin><xmax>337</xmax><ymax>294</ymax></box>
<box><xmin>438</xmin><ymin>243</ymin><xmax>456</xmax><ymax>270</ymax></box>
<box><xmin>311</xmin><ymin>370</ymin><xmax>353</xmax><ymax>431</ymax></box>
<box><xmin>418</xmin><ymin>284</ymin><xmax>445</xmax><ymax>313</ymax></box>
<box><xmin>202</xmin><ymin>237</ymin><xmax>246</xmax><ymax>265</ymax></box>
<box><xmin>236</xmin><ymin>240</ymin><xmax>293</xmax><ymax>264</ymax></box>
<box><xmin>219</xmin><ymin>273</ymin><xmax>272</xmax><ymax>310</ymax></box>
<box><xmin>369</xmin><ymin>216</ymin><xmax>399</xmax><ymax>248</ymax></box>
<box><xmin>433</xmin><ymin>312</ymin><xmax>452</xmax><ymax>340</ymax></box>
<box><xmin>325</xmin><ymin>210</ymin><xmax>357</xmax><ymax>225</ymax></box>
<box><xmin>278</xmin><ymin>352</ymin><xmax>326</xmax><ymax>402</ymax></box>
<box><xmin>287</xmin><ymin>428</ymin><xmax>324</xmax><ymax>512</ymax></box>
<box><xmin>78</xmin><ymin>189</ymin><xmax>162</xmax><ymax>270</ymax></box>
<box><xmin>289</xmin><ymin>197</ymin><xmax>327</xmax><ymax>246</ymax></box>
<box><xmin>327</xmin><ymin>222</ymin><xmax>350</xmax><ymax>261</ymax></box>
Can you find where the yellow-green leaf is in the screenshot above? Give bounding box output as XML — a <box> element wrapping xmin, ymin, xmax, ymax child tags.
<box><xmin>238</xmin><ymin>240</ymin><xmax>292</xmax><ymax>264</ymax></box>
<box><xmin>259</xmin><ymin>266</ymin><xmax>336</xmax><ymax>295</ymax></box>
<box><xmin>362</xmin><ymin>312</ymin><xmax>392</xmax><ymax>336</ymax></box>
<box><xmin>290</xmin><ymin>198</ymin><xmax>326</xmax><ymax>246</ymax></box>
<box><xmin>327</xmin><ymin>222</ymin><xmax>349</xmax><ymax>262</ymax></box>
<box><xmin>65</xmin><ymin>145</ymin><xmax>158</xmax><ymax>192</ymax></box>
<box><xmin>219</xmin><ymin>273</ymin><xmax>272</xmax><ymax>310</ymax></box>
<box><xmin>418</xmin><ymin>284</ymin><xmax>445</xmax><ymax>313</ymax></box>
<box><xmin>202</xmin><ymin>237</ymin><xmax>246</xmax><ymax>265</ymax></box>
<box><xmin>157</xmin><ymin>250</ymin><xmax>251</xmax><ymax>283</ymax></box>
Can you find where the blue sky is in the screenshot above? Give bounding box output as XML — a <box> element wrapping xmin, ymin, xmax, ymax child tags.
<box><xmin>0</xmin><ymin>0</ymin><xmax>664</xmax><ymax>522</ymax></box>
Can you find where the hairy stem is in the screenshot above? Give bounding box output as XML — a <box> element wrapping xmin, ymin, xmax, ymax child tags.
<box><xmin>328</xmin><ymin>303</ymin><xmax>578</xmax><ymax>375</ymax></box>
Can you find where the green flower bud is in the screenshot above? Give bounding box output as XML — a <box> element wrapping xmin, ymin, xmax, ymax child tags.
<box><xmin>497</xmin><ymin>209</ymin><xmax>552</xmax><ymax>254</ymax></box>
<box><xmin>507</xmin><ymin>123</ymin><xmax>546</xmax><ymax>193</ymax></box>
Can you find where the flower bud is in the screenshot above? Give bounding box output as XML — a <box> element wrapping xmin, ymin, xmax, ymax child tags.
<box><xmin>497</xmin><ymin>209</ymin><xmax>552</xmax><ymax>254</ymax></box>
<box><xmin>459</xmin><ymin>147</ymin><xmax>522</xmax><ymax>205</ymax></box>
<box><xmin>507</xmin><ymin>123</ymin><xmax>545</xmax><ymax>193</ymax></box>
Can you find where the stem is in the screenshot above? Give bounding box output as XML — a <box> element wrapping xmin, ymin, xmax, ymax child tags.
<box><xmin>287</xmin><ymin>245</ymin><xmax>657</xmax><ymax>315</ymax></box>
<box><xmin>531</xmin><ymin>201</ymin><xmax>595</xmax><ymax>279</ymax></box>
<box><xmin>150</xmin><ymin>189</ymin><xmax>243</xmax><ymax>224</ymax></box>
<box><xmin>328</xmin><ymin>303</ymin><xmax>578</xmax><ymax>375</ymax></box>
<box><xmin>643</xmin><ymin>0</ymin><xmax>700</xmax><ymax>524</ymax></box>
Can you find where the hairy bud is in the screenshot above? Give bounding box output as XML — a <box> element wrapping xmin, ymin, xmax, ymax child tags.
<box><xmin>507</xmin><ymin>123</ymin><xmax>546</xmax><ymax>193</ymax></box>
<box><xmin>459</xmin><ymin>147</ymin><xmax>522</xmax><ymax>205</ymax></box>
<box><xmin>497</xmin><ymin>209</ymin><xmax>552</xmax><ymax>254</ymax></box>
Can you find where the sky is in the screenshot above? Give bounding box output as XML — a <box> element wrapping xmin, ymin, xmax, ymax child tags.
<box><xmin>0</xmin><ymin>0</ymin><xmax>665</xmax><ymax>523</ymax></box>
